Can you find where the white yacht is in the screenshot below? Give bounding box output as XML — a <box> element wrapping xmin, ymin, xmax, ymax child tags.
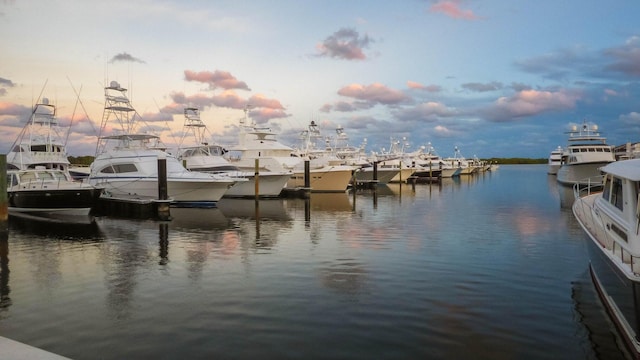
<box><xmin>547</xmin><ymin>146</ymin><xmax>563</xmax><ymax>175</ymax></box>
<box><xmin>572</xmin><ymin>159</ymin><xmax>640</xmax><ymax>357</ymax></box>
<box><xmin>177</xmin><ymin>107</ymin><xmax>290</xmax><ymax>198</ymax></box>
<box><xmin>226</xmin><ymin>112</ymin><xmax>354</xmax><ymax>193</ymax></box>
<box><xmin>556</xmin><ymin>122</ymin><xmax>615</xmax><ymax>186</ymax></box>
<box><xmin>443</xmin><ymin>147</ymin><xmax>473</xmax><ymax>175</ymax></box>
<box><xmin>88</xmin><ymin>81</ymin><xmax>240</xmax><ymax>205</ymax></box>
<box><xmin>6</xmin><ymin>98</ymin><xmax>100</xmax><ymax>216</ymax></box>
<box><xmin>330</xmin><ymin>125</ymin><xmax>398</xmax><ymax>185</ymax></box>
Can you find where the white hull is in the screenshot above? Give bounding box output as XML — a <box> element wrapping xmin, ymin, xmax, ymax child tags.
<box><xmin>92</xmin><ymin>177</ymin><xmax>232</xmax><ymax>203</ymax></box>
<box><xmin>287</xmin><ymin>166</ymin><xmax>354</xmax><ymax>192</ymax></box>
<box><xmin>354</xmin><ymin>168</ymin><xmax>399</xmax><ymax>184</ymax></box>
<box><xmin>440</xmin><ymin>167</ymin><xmax>461</xmax><ymax>178</ymax></box>
<box><xmin>389</xmin><ymin>168</ymin><xmax>415</xmax><ymax>183</ymax></box>
<box><xmin>556</xmin><ymin>162</ymin><xmax>610</xmax><ymax>185</ymax></box>
<box><xmin>223</xmin><ymin>172</ymin><xmax>290</xmax><ymax>198</ymax></box>
<box><xmin>547</xmin><ymin>164</ymin><xmax>561</xmax><ymax>175</ymax></box>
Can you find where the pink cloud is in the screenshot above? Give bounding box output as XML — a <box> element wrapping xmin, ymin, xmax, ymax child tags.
<box><xmin>429</xmin><ymin>1</ymin><xmax>479</xmax><ymax>20</ymax></box>
<box><xmin>407</xmin><ymin>81</ymin><xmax>442</xmax><ymax>92</ymax></box>
<box><xmin>247</xmin><ymin>94</ymin><xmax>285</xmax><ymax>110</ymax></box>
<box><xmin>484</xmin><ymin>89</ymin><xmax>579</xmax><ymax>122</ymax></box>
<box><xmin>184</xmin><ymin>70</ymin><xmax>251</xmax><ymax>91</ymax></box>
<box><xmin>338</xmin><ymin>83</ymin><xmax>409</xmax><ymax>104</ymax></box>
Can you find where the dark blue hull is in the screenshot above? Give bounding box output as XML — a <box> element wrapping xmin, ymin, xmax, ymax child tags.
<box><xmin>586</xmin><ymin>237</ymin><xmax>640</xmax><ymax>356</ymax></box>
<box><xmin>8</xmin><ymin>188</ymin><xmax>99</xmax><ymax>212</ymax></box>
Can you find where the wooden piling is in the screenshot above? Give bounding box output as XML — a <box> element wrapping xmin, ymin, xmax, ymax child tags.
<box><xmin>156</xmin><ymin>155</ymin><xmax>171</xmax><ymax>221</ymax></box>
<box><xmin>0</xmin><ymin>155</ymin><xmax>7</xmax><ymax>227</ymax></box>
<box><xmin>254</xmin><ymin>158</ymin><xmax>260</xmax><ymax>198</ymax></box>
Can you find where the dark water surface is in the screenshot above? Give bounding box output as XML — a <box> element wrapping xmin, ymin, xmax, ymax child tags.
<box><xmin>0</xmin><ymin>165</ymin><xmax>631</xmax><ymax>359</ymax></box>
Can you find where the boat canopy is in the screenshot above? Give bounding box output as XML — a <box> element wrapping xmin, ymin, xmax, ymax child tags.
<box><xmin>600</xmin><ymin>159</ymin><xmax>640</xmax><ymax>181</ymax></box>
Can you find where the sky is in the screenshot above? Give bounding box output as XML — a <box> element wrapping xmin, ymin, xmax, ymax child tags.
<box><xmin>2</xmin><ymin>0</ymin><xmax>640</xmax><ymax>159</ymax></box>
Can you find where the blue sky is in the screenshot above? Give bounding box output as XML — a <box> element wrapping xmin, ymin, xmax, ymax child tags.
<box><xmin>2</xmin><ymin>0</ymin><xmax>640</xmax><ymax>159</ymax></box>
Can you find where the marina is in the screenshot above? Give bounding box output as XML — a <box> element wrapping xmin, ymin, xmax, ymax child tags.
<box><xmin>0</xmin><ymin>165</ymin><xmax>631</xmax><ymax>359</ymax></box>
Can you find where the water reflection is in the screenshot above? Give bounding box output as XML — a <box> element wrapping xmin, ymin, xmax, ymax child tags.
<box><xmin>9</xmin><ymin>214</ymin><xmax>102</xmax><ymax>239</ymax></box>
<box><xmin>557</xmin><ymin>183</ymin><xmax>576</xmax><ymax>209</ymax></box>
<box><xmin>0</xmin><ymin>231</ymin><xmax>10</xmax><ymax>318</ymax></box>
<box><xmin>571</xmin><ymin>270</ymin><xmax>629</xmax><ymax>359</ymax></box>
<box><xmin>319</xmin><ymin>259</ymin><xmax>368</xmax><ymax>297</ymax></box>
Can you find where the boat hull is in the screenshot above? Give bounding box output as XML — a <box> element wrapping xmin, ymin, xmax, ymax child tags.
<box><xmin>388</xmin><ymin>168</ymin><xmax>415</xmax><ymax>183</ymax></box>
<box><xmin>586</xmin><ymin>238</ymin><xmax>640</xmax><ymax>355</ymax></box>
<box><xmin>8</xmin><ymin>188</ymin><xmax>98</xmax><ymax>216</ymax></box>
<box><xmin>92</xmin><ymin>177</ymin><xmax>233</xmax><ymax>203</ymax></box>
<box><xmin>287</xmin><ymin>167</ymin><xmax>353</xmax><ymax>192</ymax></box>
<box><xmin>557</xmin><ymin>162</ymin><xmax>611</xmax><ymax>186</ymax></box>
<box><xmin>354</xmin><ymin>168</ymin><xmax>399</xmax><ymax>184</ymax></box>
<box><xmin>223</xmin><ymin>173</ymin><xmax>290</xmax><ymax>198</ymax></box>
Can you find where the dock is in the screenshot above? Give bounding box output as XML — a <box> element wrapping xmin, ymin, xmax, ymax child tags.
<box><xmin>1</xmin><ymin>336</ymin><xmax>70</xmax><ymax>359</ymax></box>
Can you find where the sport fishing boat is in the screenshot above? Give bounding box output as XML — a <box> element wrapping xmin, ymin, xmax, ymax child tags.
<box><xmin>547</xmin><ymin>146</ymin><xmax>563</xmax><ymax>175</ymax></box>
<box><xmin>556</xmin><ymin>122</ymin><xmax>615</xmax><ymax>186</ymax></box>
<box><xmin>6</xmin><ymin>97</ymin><xmax>100</xmax><ymax>216</ymax></box>
<box><xmin>7</xmin><ymin>168</ymin><xmax>100</xmax><ymax>216</ymax></box>
<box><xmin>88</xmin><ymin>81</ymin><xmax>241</xmax><ymax>205</ymax></box>
<box><xmin>177</xmin><ymin>107</ymin><xmax>290</xmax><ymax>198</ymax></box>
<box><xmin>226</xmin><ymin>110</ymin><xmax>354</xmax><ymax>193</ymax></box>
<box><xmin>572</xmin><ymin>159</ymin><xmax>640</xmax><ymax>357</ymax></box>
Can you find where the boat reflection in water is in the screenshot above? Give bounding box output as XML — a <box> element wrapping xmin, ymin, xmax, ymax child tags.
<box><xmin>8</xmin><ymin>213</ymin><xmax>101</xmax><ymax>237</ymax></box>
<box><xmin>217</xmin><ymin>198</ymin><xmax>290</xmax><ymax>221</ymax></box>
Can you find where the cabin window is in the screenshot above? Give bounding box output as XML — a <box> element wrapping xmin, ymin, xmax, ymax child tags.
<box><xmin>602</xmin><ymin>176</ymin><xmax>612</xmax><ymax>201</ymax></box>
<box><xmin>611</xmin><ymin>177</ymin><xmax>624</xmax><ymax>211</ymax></box>
<box><xmin>100</xmin><ymin>163</ymin><xmax>138</xmax><ymax>174</ymax></box>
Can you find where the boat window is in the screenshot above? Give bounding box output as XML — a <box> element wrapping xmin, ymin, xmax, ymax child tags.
<box><xmin>604</xmin><ymin>148</ymin><xmax>611</xmax><ymax>152</ymax></box>
<box><xmin>611</xmin><ymin>177</ymin><xmax>624</xmax><ymax>211</ymax></box>
<box><xmin>602</xmin><ymin>176</ymin><xmax>612</xmax><ymax>201</ymax></box>
<box><xmin>113</xmin><ymin>164</ymin><xmax>138</xmax><ymax>173</ymax></box>
<box><xmin>20</xmin><ymin>172</ymin><xmax>36</xmax><ymax>182</ymax></box>
<box><xmin>99</xmin><ymin>163</ymin><xmax>137</xmax><ymax>174</ymax></box>
<box><xmin>596</xmin><ymin>148</ymin><xmax>603</xmax><ymax>152</ymax></box>
<box><xmin>6</xmin><ymin>174</ymin><xmax>17</xmax><ymax>187</ymax></box>
<box><xmin>37</xmin><ymin>172</ymin><xmax>54</xmax><ymax>180</ymax></box>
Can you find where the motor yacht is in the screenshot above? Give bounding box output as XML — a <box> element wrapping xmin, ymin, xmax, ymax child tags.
<box><xmin>572</xmin><ymin>159</ymin><xmax>640</xmax><ymax>357</ymax></box>
<box><xmin>547</xmin><ymin>146</ymin><xmax>563</xmax><ymax>175</ymax></box>
<box><xmin>556</xmin><ymin>122</ymin><xmax>615</xmax><ymax>186</ymax></box>
<box><xmin>177</xmin><ymin>107</ymin><xmax>290</xmax><ymax>198</ymax></box>
<box><xmin>6</xmin><ymin>98</ymin><xmax>100</xmax><ymax>216</ymax></box>
<box><xmin>88</xmin><ymin>82</ymin><xmax>240</xmax><ymax>205</ymax></box>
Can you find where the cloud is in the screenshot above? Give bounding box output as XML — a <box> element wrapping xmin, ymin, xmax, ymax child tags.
<box><xmin>109</xmin><ymin>52</ymin><xmax>146</xmax><ymax>64</ymax></box>
<box><xmin>315</xmin><ymin>28</ymin><xmax>373</xmax><ymax>60</ymax></box>
<box><xmin>184</xmin><ymin>70</ymin><xmax>251</xmax><ymax>91</ymax></box>
<box><xmin>482</xmin><ymin>89</ymin><xmax>580</xmax><ymax>122</ymax></box>
<box><xmin>247</xmin><ymin>94</ymin><xmax>285</xmax><ymax>110</ymax></box>
<box><xmin>428</xmin><ymin>1</ymin><xmax>480</xmax><ymax>20</ymax></box>
<box><xmin>0</xmin><ymin>77</ymin><xmax>15</xmax><ymax>97</ymax></box>
<box><xmin>320</xmin><ymin>100</ymin><xmax>375</xmax><ymax>113</ymax></box>
<box><xmin>394</xmin><ymin>101</ymin><xmax>458</xmax><ymax>122</ymax></box>
<box><xmin>407</xmin><ymin>81</ymin><xmax>442</xmax><ymax>93</ymax></box>
<box><xmin>0</xmin><ymin>101</ymin><xmax>29</xmax><ymax>117</ymax></box>
<box><xmin>603</xmin><ymin>36</ymin><xmax>640</xmax><ymax>77</ymax></box>
<box><xmin>0</xmin><ymin>77</ymin><xmax>15</xmax><ymax>87</ymax></box>
<box><xmin>433</xmin><ymin>125</ymin><xmax>457</xmax><ymax>137</ymax></box>
<box><xmin>462</xmin><ymin>81</ymin><xmax>503</xmax><ymax>92</ymax></box>
<box><xmin>337</xmin><ymin>83</ymin><xmax>409</xmax><ymax>105</ymax></box>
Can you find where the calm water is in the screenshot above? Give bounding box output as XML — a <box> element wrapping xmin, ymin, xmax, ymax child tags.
<box><xmin>0</xmin><ymin>165</ymin><xmax>631</xmax><ymax>359</ymax></box>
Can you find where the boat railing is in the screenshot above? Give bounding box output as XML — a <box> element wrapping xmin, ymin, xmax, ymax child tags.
<box><xmin>572</xmin><ymin>175</ymin><xmax>605</xmax><ymax>199</ymax></box>
<box><xmin>573</xmin><ymin>176</ymin><xmax>640</xmax><ymax>276</ymax></box>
